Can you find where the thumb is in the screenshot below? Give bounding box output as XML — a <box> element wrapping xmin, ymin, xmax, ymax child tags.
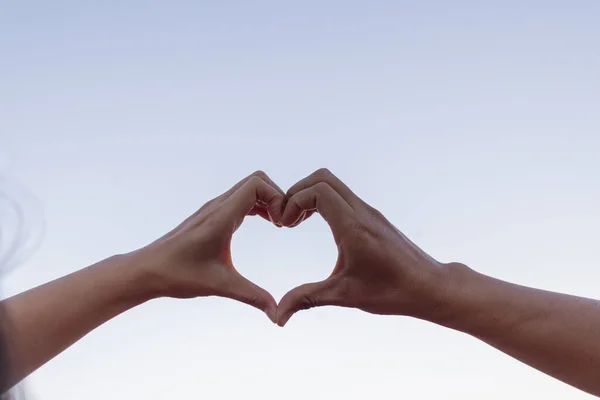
<box><xmin>222</xmin><ymin>270</ymin><xmax>278</xmax><ymax>323</ymax></box>
<box><xmin>276</xmin><ymin>278</ymin><xmax>339</xmax><ymax>327</ymax></box>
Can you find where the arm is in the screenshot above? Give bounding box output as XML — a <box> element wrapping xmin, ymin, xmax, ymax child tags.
<box><xmin>434</xmin><ymin>264</ymin><xmax>600</xmax><ymax>396</ymax></box>
<box><xmin>276</xmin><ymin>168</ymin><xmax>600</xmax><ymax>397</ymax></box>
<box><xmin>0</xmin><ymin>255</ymin><xmax>154</xmax><ymax>392</ymax></box>
<box><xmin>0</xmin><ymin>171</ymin><xmax>284</xmax><ymax>393</ymax></box>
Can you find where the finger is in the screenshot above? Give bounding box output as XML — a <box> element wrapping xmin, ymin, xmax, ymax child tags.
<box><xmin>289</xmin><ymin>210</ymin><xmax>316</xmax><ymax>228</ymax></box>
<box><xmin>287</xmin><ymin>210</ymin><xmax>307</xmax><ymax>228</ymax></box>
<box><xmin>180</xmin><ymin>172</ymin><xmax>284</xmax><ymax>231</ymax></box>
<box><xmin>287</xmin><ymin>168</ymin><xmax>360</xmax><ymax>208</ymax></box>
<box><xmin>276</xmin><ymin>278</ymin><xmax>340</xmax><ymax>327</ymax></box>
<box><xmin>248</xmin><ymin>205</ymin><xmax>283</xmax><ymax>227</ymax></box>
<box><xmin>248</xmin><ymin>205</ymin><xmax>270</xmax><ymax>219</ymax></box>
<box><xmin>221</xmin><ymin>270</ymin><xmax>278</xmax><ymax>323</ymax></box>
<box><xmin>219</xmin><ymin>171</ymin><xmax>285</xmax><ymax>203</ymax></box>
<box><xmin>281</xmin><ymin>182</ymin><xmax>354</xmax><ymax>233</ymax></box>
<box><xmin>224</xmin><ymin>176</ymin><xmax>285</xmax><ymax>224</ymax></box>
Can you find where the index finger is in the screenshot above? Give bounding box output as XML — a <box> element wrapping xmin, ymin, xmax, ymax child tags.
<box><xmin>287</xmin><ymin>168</ymin><xmax>361</xmax><ymax>208</ymax></box>
<box><xmin>281</xmin><ymin>182</ymin><xmax>354</xmax><ymax>241</ymax></box>
<box><xmin>220</xmin><ymin>171</ymin><xmax>285</xmax><ymax>202</ymax></box>
<box><xmin>222</xmin><ymin>176</ymin><xmax>285</xmax><ymax>224</ymax></box>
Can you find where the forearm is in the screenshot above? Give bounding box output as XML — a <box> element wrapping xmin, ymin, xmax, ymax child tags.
<box><xmin>432</xmin><ymin>263</ymin><xmax>600</xmax><ymax>396</ymax></box>
<box><xmin>0</xmin><ymin>253</ymin><xmax>156</xmax><ymax>392</ymax></box>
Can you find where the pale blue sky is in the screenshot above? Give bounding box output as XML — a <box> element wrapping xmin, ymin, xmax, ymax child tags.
<box><xmin>1</xmin><ymin>1</ymin><xmax>600</xmax><ymax>399</ymax></box>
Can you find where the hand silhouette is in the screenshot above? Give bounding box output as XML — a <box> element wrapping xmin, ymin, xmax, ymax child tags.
<box><xmin>136</xmin><ymin>171</ymin><xmax>284</xmax><ymax>322</ymax></box>
<box><xmin>277</xmin><ymin>169</ymin><xmax>449</xmax><ymax>326</ymax></box>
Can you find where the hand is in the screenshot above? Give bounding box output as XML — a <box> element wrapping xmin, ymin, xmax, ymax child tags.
<box><xmin>276</xmin><ymin>169</ymin><xmax>451</xmax><ymax>327</ymax></box>
<box><xmin>132</xmin><ymin>171</ymin><xmax>284</xmax><ymax>322</ymax></box>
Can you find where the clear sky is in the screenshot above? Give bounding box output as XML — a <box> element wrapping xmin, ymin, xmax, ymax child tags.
<box><xmin>1</xmin><ymin>1</ymin><xmax>599</xmax><ymax>399</ymax></box>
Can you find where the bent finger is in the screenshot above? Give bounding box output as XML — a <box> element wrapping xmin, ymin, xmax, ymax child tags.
<box><xmin>287</xmin><ymin>168</ymin><xmax>361</xmax><ymax>208</ymax></box>
<box><xmin>224</xmin><ymin>176</ymin><xmax>286</xmax><ymax>225</ymax></box>
<box><xmin>276</xmin><ymin>278</ymin><xmax>341</xmax><ymax>327</ymax></box>
<box><xmin>219</xmin><ymin>171</ymin><xmax>285</xmax><ymax>203</ymax></box>
<box><xmin>282</xmin><ymin>182</ymin><xmax>354</xmax><ymax>238</ymax></box>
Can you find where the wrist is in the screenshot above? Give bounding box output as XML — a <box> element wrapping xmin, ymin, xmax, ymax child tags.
<box><xmin>422</xmin><ymin>261</ymin><xmax>494</xmax><ymax>333</ymax></box>
<box><xmin>112</xmin><ymin>251</ymin><xmax>166</xmax><ymax>302</ymax></box>
<box><xmin>411</xmin><ymin>261</ymin><xmax>474</xmax><ymax>325</ymax></box>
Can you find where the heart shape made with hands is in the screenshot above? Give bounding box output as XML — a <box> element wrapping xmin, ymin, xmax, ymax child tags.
<box><xmin>233</xmin><ymin>173</ymin><xmax>333</xmax><ymax>324</ymax></box>
<box><xmin>226</xmin><ymin>169</ymin><xmax>352</xmax><ymax>327</ymax></box>
<box><xmin>234</xmin><ymin>197</ymin><xmax>337</xmax><ymax>316</ymax></box>
<box><xmin>180</xmin><ymin>169</ymin><xmax>429</xmax><ymax>328</ymax></box>
<box><xmin>185</xmin><ymin>169</ymin><xmax>344</xmax><ymax>327</ymax></box>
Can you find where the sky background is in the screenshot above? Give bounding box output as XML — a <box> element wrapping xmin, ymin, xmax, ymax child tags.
<box><xmin>1</xmin><ymin>1</ymin><xmax>600</xmax><ymax>399</ymax></box>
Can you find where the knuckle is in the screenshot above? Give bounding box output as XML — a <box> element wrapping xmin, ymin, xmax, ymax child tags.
<box><xmin>195</xmin><ymin>199</ymin><xmax>216</xmax><ymax>216</ymax></box>
<box><xmin>314</xmin><ymin>181</ymin><xmax>333</xmax><ymax>194</ymax></box>
<box><xmin>247</xmin><ymin>175</ymin><xmax>264</xmax><ymax>187</ymax></box>
<box><xmin>300</xmin><ymin>293</ymin><xmax>319</xmax><ymax>310</ymax></box>
<box><xmin>248</xmin><ymin>295</ymin><xmax>260</xmax><ymax>307</ymax></box>
<box><xmin>315</xmin><ymin>167</ymin><xmax>333</xmax><ymax>180</ymax></box>
<box><xmin>252</xmin><ymin>170</ymin><xmax>268</xmax><ymax>180</ymax></box>
<box><xmin>366</xmin><ymin>204</ymin><xmax>385</xmax><ymax>220</ymax></box>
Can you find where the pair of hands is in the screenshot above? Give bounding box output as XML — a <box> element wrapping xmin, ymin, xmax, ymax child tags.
<box><xmin>134</xmin><ymin>169</ymin><xmax>450</xmax><ymax>326</ymax></box>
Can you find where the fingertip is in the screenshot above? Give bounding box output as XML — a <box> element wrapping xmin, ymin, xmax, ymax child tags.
<box><xmin>276</xmin><ymin>309</ymin><xmax>292</xmax><ymax>327</ymax></box>
<box><xmin>262</xmin><ymin>292</ymin><xmax>278</xmax><ymax>316</ymax></box>
<box><xmin>268</xmin><ymin>197</ymin><xmax>285</xmax><ymax>225</ymax></box>
<box><xmin>226</xmin><ymin>271</ymin><xmax>279</xmax><ymax>322</ymax></box>
<box><xmin>275</xmin><ymin>291</ymin><xmax>297</xmax><ymax>327</ymax></box>
<box><xmin>281</xmin><ymin>207</ymin><xmax>303</xmax><ymax>228</ymax></box>
<box><xmin>265</xmin><ymin>305</ymin><xmax>277</xmax><ymax>324</ymax></box>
